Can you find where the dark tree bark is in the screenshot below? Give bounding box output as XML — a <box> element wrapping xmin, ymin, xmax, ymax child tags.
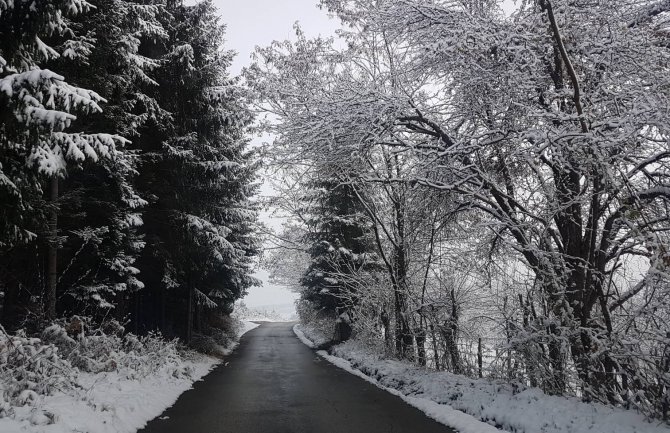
<box><xmin>45</xmin><ymin>177</ymin><xmax>58</xmax><ymax>321</ymax></box>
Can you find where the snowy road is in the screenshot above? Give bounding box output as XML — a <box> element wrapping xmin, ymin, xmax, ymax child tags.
<box><xmin>139</xmin><ymin>322</ymin><xmax>455</xmax><ymax>433</ymax></box>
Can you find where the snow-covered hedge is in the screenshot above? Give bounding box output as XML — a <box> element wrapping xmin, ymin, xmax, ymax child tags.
<box><xmin>327</xmin><ymin>339</ymin><xmax>668</xmax><ymax>433</ymax></box>
<box><xmin>0</xmin><ymin>317</ymin><xmax>258</xmax><ymax>432</ymax></box>
<box><xmin>293</xmin><ymin>323</ymin><xmax>331</xmax><ymax>348</ymax></box>
<box><xmin>0</xmin><ymin>329</ymin><xmax>77</xmax><ymax>417</ymax></box>
<box><xmin>38</xmin><ymin>318</ymin><xmax>187</xmax><ymax>379</ymax></box>
<box><xmin>0</xmin><ymin>318</ymin><xmax>198</xmax><ymax>428</ymax></box>
<box><xmin>190</xmin><ymin>313</ymin><xmax>241</xmax><ymax>356</ymax></box>
<box><xmin>295</xmin><ymin>300</ymin><xmax>336</xmax><ymax>347</ymax></box>
<box><xmin>295</xmin><ymin>324</ymin><xmax>669</xmax><ymax>433</ymax></box>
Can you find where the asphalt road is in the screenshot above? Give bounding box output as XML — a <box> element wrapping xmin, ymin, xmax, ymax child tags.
<box><xmin>139</xmin><ymin>322</ymin><xmax>456</xmax><ymax>433</ymax></box>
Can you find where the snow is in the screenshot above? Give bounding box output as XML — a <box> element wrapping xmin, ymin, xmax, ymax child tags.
<box><xmin>292</xmin><ymin>323</ymin><xmax>330</xmax><ymax>348</ymax></box>
<box><xmin>0</xmin><ymin>355</ymin><xmax>216</xmax><ymax>433</ymax></box>
<box><xmin>292</xmin><ymin>324</ymin><xmax>316</xmax><ymax>348</ymax></box>
<box><xmin>125</xmin><ymin>213</ymin><xmax>143</xmax><ymax>227</ymax></box>
<box><xmin>239</xmin><ymin>320</ymin><xmax>261</xmax><ymax>336</ymax></box>
<box><xmin>295</xmin><ymin>325</ymin><xmax>669</xmax><ymax>433</ymax></box>
<box><xmin>218</xmin><ymin>321</ymin><xmax>260</xmax><ymax>356</ymax></box>
<box><xmin>0</xmin><ymin>321</ymin><xmax>259</xmax><ymax>433</ymax></box>
<box><xmin>0</xmin><ymin>350</ymin><xmax>216</xmax><ymax>433</ymax></box>
<box><xmin>233</xmin><ymin>300</ymin><xmax>297</xmax><ymax>322</ymax></box>
<box><xmin>317</xmin><ymin>350</ymin><xmax>503</xmax><ymax>433</ymax></box>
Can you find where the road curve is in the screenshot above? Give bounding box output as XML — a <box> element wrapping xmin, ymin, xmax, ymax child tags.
<box><xmin>139</xmin><ymin>322</ymin><xmax>456</xmax><ymax>433</ymax></box>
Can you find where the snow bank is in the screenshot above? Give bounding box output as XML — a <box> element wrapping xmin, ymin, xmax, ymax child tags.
<box><xmin>218</xmin><ymin>320</ymin><xmax>260</xmax><ymax>355</ymax></box>
<box><xmin>293</xmin><ymin>323</ymin><xmax>330</xmax><ymax>348</ymax></box>
<box><xmin>296</xmin><ymin>325</ymin><xmax>668</xmax><ymax>433</ymax></box>
<box><xmin>0</xmin><ymin>354</ymin><xmax>217</xmax><ymax>433</ymax></box>
<box><xmin>233</xmin><ymin>300</ymin><xmax>296</xmax><ymax>322</ymax></box>
<box><xmin>317</xmin><ymin>350</ymin><xmax>502</xmax><ymax>433</ymax></box>
<box><xmin>239</xmin><ymin>320</ymin><xmax>260</xmax><ymax>336</ymax></box>
<box><xmin>0</xmin><ymin>320</ymin><xmax>258</xmax><ymax>433</ymax></box>
<box><xmin>293</xmin><ymin>323</ymin><xmax>316</xmax><ymax>348</ymax></box>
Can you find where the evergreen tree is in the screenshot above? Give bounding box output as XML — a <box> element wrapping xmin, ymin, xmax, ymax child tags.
<box><xmin>47</xmin><ymin>0</ymin><xmax>168</xmax><ymax>317</ymax></box>
<box><xmin>135</xmin><ymin>0</ymin><xmax>259</xmax><ymax>339</ymax></box>
<box><xmin>0</xmin><ymin>0</ymin><xmax>128</xmax><ymax>325</ymax></box>
<box><xmin>0</xmin><ymin>0</ymin><xmax>260</xmax><ymax>342</ymax></box>
<box><xmin>300</xmin><ymin>177</ymin><xmax>377</xmax><ymax>326</ymax></box>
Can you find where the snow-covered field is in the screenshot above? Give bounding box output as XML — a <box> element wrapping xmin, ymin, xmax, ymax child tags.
<box><xmin>294</xmin><ymin>324</ymin><xmax>669</xmax><ymax>433</ymax></box>
<box><xmin>0</xmin><ymin>321</ymin><xmax>259</xmax><ymax>433</ymax></box>
<box><xmin>233</xmin><ymin>300</ymin><xmax>297</xmax><ymax>322</ymax></box>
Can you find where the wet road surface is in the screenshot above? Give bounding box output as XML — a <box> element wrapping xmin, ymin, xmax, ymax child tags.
<box><xmin>139</xmin><ymin>322</ymin><xmax>456</xmax><ymax>433</ymax></box>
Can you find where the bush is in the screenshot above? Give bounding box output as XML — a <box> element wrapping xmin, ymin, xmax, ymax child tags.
<box><xmin>296</xmin><ymin>299</ymin><xmax>336</xmax><ymax>339</ymax></box>
<box><xmin>0</xmin><ymin>327</ymin><xmax>77</xmax><ymax>412</ymax></box>
<box><xmin>0</xmin><ymin>316</ymin><xmax>193</xmax><ymax>418</ymax></box>
<box><xmin>190</xmin><ymin>311</ymin><xmax>241</xmax><ymax>356</ymax></box>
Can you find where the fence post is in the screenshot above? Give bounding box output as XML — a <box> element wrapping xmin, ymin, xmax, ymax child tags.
<box><xmin>478</xmin><ymin>337</ymin><xmax>483</xmax><ymax>378</ymax></box>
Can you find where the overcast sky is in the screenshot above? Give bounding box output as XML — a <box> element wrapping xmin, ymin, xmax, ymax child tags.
<box><xmin>215</xmin><ymin>0</ymin><xmax>341</xmax><ymax>76</ymax></box>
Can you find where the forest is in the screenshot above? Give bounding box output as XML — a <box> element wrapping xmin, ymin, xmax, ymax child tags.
<box><xmin>1</xmin><ymin>0</ymin><xmax>669</xmax><ymax>431</ymax></box>
<box><xmin>0</xmin><ymin>0</ymin><xmax>259</xmax><ymax>341</ymax></box>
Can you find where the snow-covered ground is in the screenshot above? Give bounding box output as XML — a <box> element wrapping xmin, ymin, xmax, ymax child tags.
<box><xmin>293</xmin><ymin>322</ymin><xmax>331</xmax><ymax>348</ymax></box>
<box><xmin>233</xmin><ymin>300</ymin><xmax>297</xmax><ymax>322</ymax></box>
<box><xmin>0</xmin><ymin>321</ymin><xmax>259</xmax><ymax>433</ymax></box>
<box><xmin>243</xmin><ymin>269</ymin><xmax>299</xmax><ymax>320</ymax></box>
<box><xmin>294</xmin><ymin>324</ymin><xmax>669</xmax><ymax>433</ymax></box>
<box><xmin>238</xmin><ymin>320</ymin><xmax>261</xmax><ymax>336</ymax></box>
<box><xmin>0</xmin><ymin>354</ymin><xmax>216</xmax><ymax>433</ymax></box>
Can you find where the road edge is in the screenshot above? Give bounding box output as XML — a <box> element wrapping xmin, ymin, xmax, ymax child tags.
<box><xmin>292</xmin><ymin>324</ymin><xmax>505</xmax><ymax>433</ymax></box>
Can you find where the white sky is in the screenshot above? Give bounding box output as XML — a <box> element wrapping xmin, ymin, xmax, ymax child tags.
<box><xmin>216</xmin><ymin>0</ymin><xmax>341</xmax><ymax>76</ymax></box>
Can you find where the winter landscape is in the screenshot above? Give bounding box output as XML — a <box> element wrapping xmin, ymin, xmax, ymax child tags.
<box><xmin>1</xmin><ymin>0</ymin><xmax>670</xmax><ymax>432</ymax></box>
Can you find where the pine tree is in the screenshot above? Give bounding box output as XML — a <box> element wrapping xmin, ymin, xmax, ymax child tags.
<box><xmin>135</xmin><ymin>0</ymin><xmax>259</xmax><ymax>339</ymax></box>
<box><xmin>46</xmin><ymin>0</ymin><xmax>169</xmax><ymax>318</ymax></box>
<box><xmin>300</xmin><ymin>177</ymin><xmax>378</xmax><ymax>333</ymax></box>
<box><xmin>0</xmin><ymin>0</ymin><xmax>128</xmax><ymax>325</ymax></box>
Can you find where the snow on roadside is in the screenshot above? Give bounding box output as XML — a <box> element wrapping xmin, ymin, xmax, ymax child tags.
<box><xmin>0</xmin><ymin>320</ymin><xmax>259</xmax><ymax>433</ymax></box>
<box><xmin>293</xmin><ymin>323</ymin><xmax>316</xmax><ymax>348</ymax></box>
<box><xmin>233</xmin><ymin>301</ymin><xmax>295</xmax><ymax>322</ymax></box>
<box><xmin>317</xmin><ymin>350</ymin><xmax>503</xmax><ymax>433</ymax></box>
<box><xmin>0</xmin><ymin>354</ymin><xmax>218</xmax><ymax>433</ymax></box>
<box><xmin>239</xmin><ymin>320</ymin><xmax>260</xmax><ymax>336</ymax></box>
<box><xmin>218</xmin><ymin>320</ymin><xmax>260</xmax><ymax>356</ymax></box>
<box><xmin>295</xmin><ymin>324</ymin><xmax>668</xmax><ymax>433</ymax></box>
<box><xmin>293</xmin><ymin>323</ymin><xmax>330</xmax><ymax>348</ymax></box>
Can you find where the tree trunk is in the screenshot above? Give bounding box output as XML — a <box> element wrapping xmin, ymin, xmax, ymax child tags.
<box><xmin>393</xmin><ymin>285</ymin><xmax>413</xmax><ymax>360</ymax></box>
<box><xmin>478</xmin><ymin>337</ymin><xmax>483</xmax><ymax>378</ymax></box>
<box><xmin>444</xmin><ymin>288</ymin><xmax>463</xmax><ymax>374</ymax></box>
<box><xmin>430</xmin><ymin>323</ymin><xmax>440</xmax><ymax>370</ymax></box>
<box><xmin>160</xmin><ymin>285</ymin><xmax>166</xmax><ymax>334</ymax></box>
<box><xmin>46</xmin><ymin>177</ymin><xmax>58</xmax><ymax>321</ymax></box>
<box><xmin>547</xmin><ymin>322</ymin><xmax>566</xmax><ymax>394</ymax></box>
<box><xmin>0</xmin><ymin>278</ymin><xmax>18</xmax><ymax>330</ymax></box>
<box><xmin>381</xmin><ymin>308</ymin><xmax>393</xmax><ymax>352</ymax></box>
<box><xmin>416</xmin><ymin>325</ymin><xmax>427</xmax><ymax>367</ymax></box>
<box><xmin>393</xmin><ymin>238</ymin><xmax>413</xmax><ymax>359</ymax></box>
<box><xmin>186</xmin><ymin>283</ymin><xmax>194</xmax><ymax>343</ymax></box>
